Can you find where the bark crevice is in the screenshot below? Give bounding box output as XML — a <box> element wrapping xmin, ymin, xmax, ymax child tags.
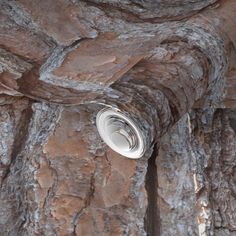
<box><xmin>144</xmin><ymin>144</ymin><xmax>160</xmax><ymax>236</ymax></box>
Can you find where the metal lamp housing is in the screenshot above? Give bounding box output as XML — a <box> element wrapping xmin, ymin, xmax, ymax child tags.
<box><xmin>96</xmin><ymin>108</ymin><xmax>145</xmax><ymax>159</ymax></box>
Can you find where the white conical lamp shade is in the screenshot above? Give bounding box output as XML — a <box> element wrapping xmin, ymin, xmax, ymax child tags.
<box><xmin>96</xmin><ymin>108</ymin><xmax>145</xmax><ymax>159</ymax></box>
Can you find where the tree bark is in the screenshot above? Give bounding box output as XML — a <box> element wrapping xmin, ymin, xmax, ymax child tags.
<box><xmin>157</xmin><ymin>109</ymin><xmax>236</xmax><ymax>235</ymax></box>
<box><xmin>0</xmin><ymin>0</ymin><xmax>236</xmax><ymax>235</ymax></box>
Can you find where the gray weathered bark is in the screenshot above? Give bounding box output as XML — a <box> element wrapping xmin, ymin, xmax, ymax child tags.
<box><xmin>156</xmin><ymin>109</ymin><xmax>236</xmax><ymax>235</ymax></box>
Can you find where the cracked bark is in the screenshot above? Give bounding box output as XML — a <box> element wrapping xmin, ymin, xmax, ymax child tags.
<box><xmin>73</xmin><ymin>172</ymin><xmax>95</xmax><ymax>235</ymax></box>
<box><xmin>0</xmin><ymin>103</ymin><xmax>236</xmax><ymax>235</ymax></box>
<box><xmin>0</xmin><ymin>0</ymin><xmax>236</xmax><ymax>235</ymax></box>
<box><xmin>156</xmin><ymin>110</ymin><xmax>236</xmax><ymax>235</ymax></box>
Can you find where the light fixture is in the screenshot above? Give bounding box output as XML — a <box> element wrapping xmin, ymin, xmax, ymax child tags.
<box><xmin>96</xmin><ymin>107</ymin><xmax>145</xmax><ymax>159</ymax></box>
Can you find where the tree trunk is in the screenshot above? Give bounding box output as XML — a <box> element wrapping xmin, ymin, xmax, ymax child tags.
<box><xmin>0</xmin><ymin>0</ymin><xmax>236</xmax><ymax>235</ymax></box>
<box><xmin>157</xmin><ymin>109</ymin><xmax>236</xmax><ymax>235</ymax></box>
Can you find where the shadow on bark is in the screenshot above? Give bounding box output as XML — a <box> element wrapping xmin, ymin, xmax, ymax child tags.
<box><xmin>144</xmin><ymin>144</ymin><xmax>160</xmax><ymax>236</ymax></box>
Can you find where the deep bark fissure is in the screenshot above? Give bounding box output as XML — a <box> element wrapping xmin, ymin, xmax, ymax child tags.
<box><xmin>72</xmin><ymin>173</ymin><xmax>95</xmax><ymax>236</ymax></box>
<box><xmin>144</xmin><ymin>144</ymin><xmax>160</xmax><ymax>236</ymax></box>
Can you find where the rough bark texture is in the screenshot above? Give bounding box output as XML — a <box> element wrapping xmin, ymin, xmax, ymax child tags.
<box><xmin>0</xmin><ymin>0</ymin><xmax>236</xmax><ymax>235</ymax></box>
<box><xmin>156</xmin><ymin>109</ymin><xmax>236</xmax><ymax>236</ymax></box>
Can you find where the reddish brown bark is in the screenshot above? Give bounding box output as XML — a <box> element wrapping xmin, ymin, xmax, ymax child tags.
<box><xmin>0</xmin><ymin>0</ymin><xmax>236</xmax><ymax>235</ymax></box>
